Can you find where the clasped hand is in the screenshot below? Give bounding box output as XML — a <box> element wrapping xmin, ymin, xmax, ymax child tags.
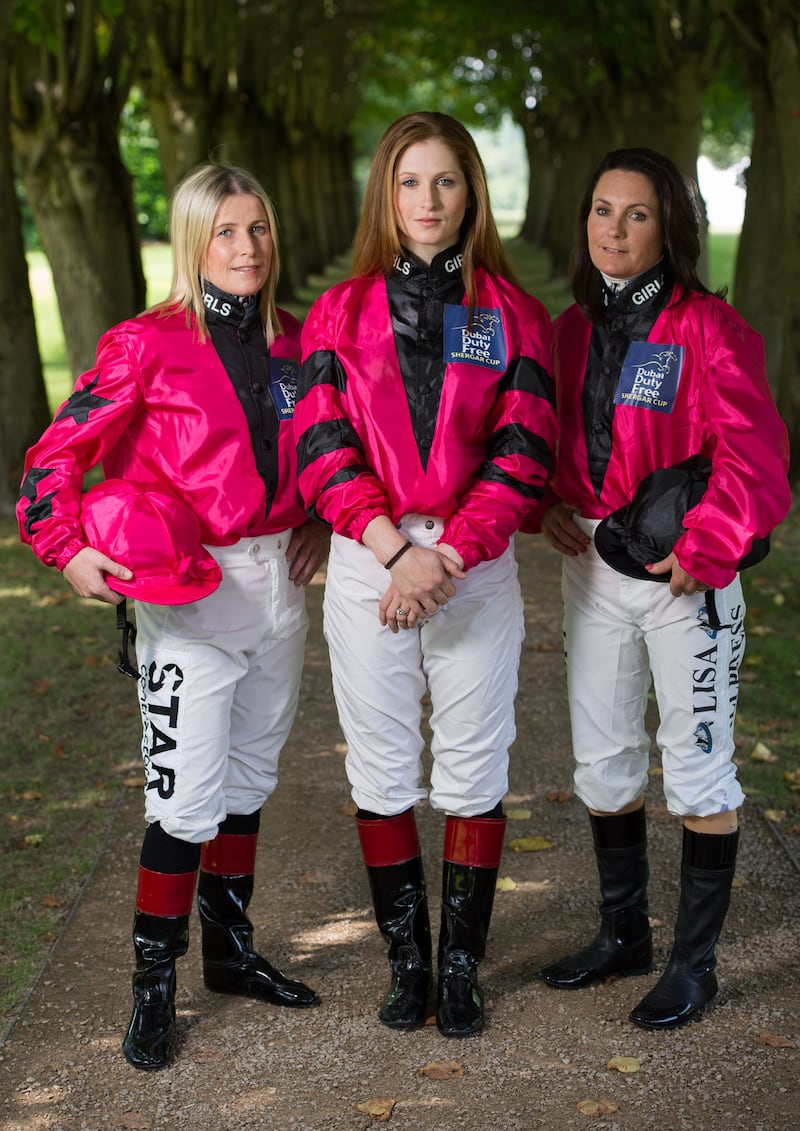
<box><xmin>379</xmin><ymin>543</ymin><xmax>466</xmax><ymax>633</ymax></box>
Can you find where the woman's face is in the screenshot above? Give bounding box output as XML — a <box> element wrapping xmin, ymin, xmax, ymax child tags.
<box><xmin>586</xmin><ymin>169</ymin><xmax>664</xmax><ymax>280</ymax></box>
<box><xmin>393</xmin><ymin>138</ymin><xmax>470</xmax><ymax>264</ymax></box>
<box><xmin>203</xmin><ymin>193</ymin><xmax>272</xmax><ymax>296</ymax></box>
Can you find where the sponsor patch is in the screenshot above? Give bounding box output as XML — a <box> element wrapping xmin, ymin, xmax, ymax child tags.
<box><xmin>444</xmin><ymin>306</ymin><xmax>507</xmax><ymax>370</ymax></box>
<box><xmin>614</xmin><ymin>342</ymin><xmax>684</xmax><ymax>413</ymax></box>
<box><xmin>269</xmin><ymin>358</ymin><xmax>298</xmax><ymax>418</ymax></box>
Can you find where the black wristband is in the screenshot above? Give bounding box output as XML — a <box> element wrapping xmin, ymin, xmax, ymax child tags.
<box><xmin>384</xmin><ymin>540</ymin><xmax>413</xmax><ymax>569</ymax></box>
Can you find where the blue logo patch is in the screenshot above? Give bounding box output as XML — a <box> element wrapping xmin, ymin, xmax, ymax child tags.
<box><xmin>444</xmin><ymin>306</ymin><xmax>507</xmax><ymax>370</ymax></box>
<box><xmin>614</xmin><ymin>342</ymin><xmax>684</xmax><ymax>414</ymax></box>
<box><xmin>694</xmin><ymin>721</ymin><xmax>713</xmax><ymax>754</ymax></box>
<box><xmin>269</xmin><ymin>358</ymin><xmax>298</xmax><ymax>419</ymax></box>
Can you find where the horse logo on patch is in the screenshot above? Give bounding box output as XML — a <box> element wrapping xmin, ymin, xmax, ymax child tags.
<box><xmin>444</xmin><ymin>306</ymin><xmax>507</xmax><ymax>370</ymax></box>
<box><xmin>268</xmin><ymin>358</ymin><xmax>298</xmax><ymax>418</ymax></box>
<box><xmin>614</xmin><ymin>342</ymin><xmax>684</xmax><ymax>414</ymax></box>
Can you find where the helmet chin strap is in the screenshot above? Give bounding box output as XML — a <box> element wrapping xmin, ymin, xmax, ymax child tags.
<box><xmin>116</xmin><ymin>599</ymin><xmax>139</xmax><ymax>679</ymax></box>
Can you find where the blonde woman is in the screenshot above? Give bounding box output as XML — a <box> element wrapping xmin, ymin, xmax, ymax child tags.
<box><xmin>295</xmin><ymin>112</ymin><xmax>557</xmax><ymax>1037</ymax></box>
<box><xmin>18</xmin><ymin>164</ymin><xmax>328</xmax><ymax>1069</ymax></box>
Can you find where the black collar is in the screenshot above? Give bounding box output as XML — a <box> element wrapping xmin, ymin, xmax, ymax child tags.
<box><xmin>392</xmin><ymin>244</ymin><xmax>464</xmax><ymax>283</ymax></box>
<box><xmin>601</xmin><ymin>260</ymin><xmax>671</xmax><ymax>318</ymax></box>
<box><xmin>200</xmin><ymin>278</ymin><xmax>261</xmax><ymax>331</ymax></box>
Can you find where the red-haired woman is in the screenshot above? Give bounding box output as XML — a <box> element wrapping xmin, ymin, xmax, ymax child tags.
<box><xmin>295</xmin><ymin>111</ymin><xmax>557</xmax><ymax>1038</ymax></box>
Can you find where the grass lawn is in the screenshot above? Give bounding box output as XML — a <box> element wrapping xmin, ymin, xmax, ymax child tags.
<box><xmin>3</xmin><ymin>233</ymin><xmax>795</xmax><ymax>1038</ymax></box>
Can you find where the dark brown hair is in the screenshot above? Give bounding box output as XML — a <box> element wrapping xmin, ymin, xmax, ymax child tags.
<box><xmin>571</xmin><ymin>147</ymin><xmax>723</xmax><ymax>321</ymax></box>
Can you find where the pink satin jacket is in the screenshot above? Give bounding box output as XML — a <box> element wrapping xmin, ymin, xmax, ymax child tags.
<box><xmin>295</xmin><ymin>266</ymin><xmax>558</xmax><ymax>570</ymax></box>
<box><xmin>18</xmin><ymin>306</ymin><xmax>306</xmax><ymax>570</ymax></box>
<box><xmin>551</xmin><ymin>288</ymin><xmax>791</xmax><ymax>588</ymax></box>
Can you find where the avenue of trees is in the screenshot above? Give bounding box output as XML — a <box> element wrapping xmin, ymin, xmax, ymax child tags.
<box><xmin>1</xmin><ymin>0</ymin><xmax>798</xmax><ymax>514</ymax></box>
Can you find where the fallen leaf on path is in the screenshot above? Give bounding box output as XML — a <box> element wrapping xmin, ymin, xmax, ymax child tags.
<box><xmin>509</xmin><ymin>835</ymin><xmax>553</xmax><ymax>852</ymax></box>
<box><xmin>751</xmin><ymin>741</ymin><xmax>777</xmax><ymax>763</ymax></box>
<box><xmin>118</xmin><ymin>1113</ymin><xmax>154</xmax><ymax>1129</ymax></box>
<box><xmin>190</xmin><ymin>1046</ymin><xmax>226</xmax><ymax>1062</ymax></box>
<box><xmin>763</xmin><ymin>809</ymin><xmax>786</xmax><ymax>823</ymax></box>
<box><xmin>419</xmin><ymin>1059</ymin><xmax>464</xmax><ymax>1079</ymax></box>
<box><xmin>754</xmin><ymin>1031</ymin><xmax>799</xmax><ymax>1048</ymax></box>
<box><xmin>356</xmin><ymin>1098</ymin><xmax>395</xmax><ymax>1121</ymax></box>
<box><xmin>506</xmin><ymin>807</ymin><xmax>532</xmax><ymax>820</ymax></box>
<box><xmin>496</xmin><ymin>876</ymin><xmax>517</xmax><ymax>892</ymax></box>
<box><xmin>577</xmin><ymin>1099</ymin><xmax>618</xmax><ymax>1116</ymax></box>
<box><xmin>608</xmin><ymin>1056</ymin><xmax>641</xmax><ymax>1073</ymax></box>
<box><xmin>299</xmin><ymin>870</ymin><xmax>335</xmax><ymax>884</ymax></box>
<box><xmin>339</xmin><ymin>800</ymin><xmax>358</xmax><ymax>816</ymax></box>
<box><xmin>38</xmin><ymin>592</ymin><xmax>71</xmax><ymax>607</ymax></box>
<box><xmin>545</xmin><ymin>790</ymin><xmax>571</xmax><ymax>803</ymax></box>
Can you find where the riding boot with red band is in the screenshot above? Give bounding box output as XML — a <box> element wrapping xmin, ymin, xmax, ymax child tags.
<box><xmin>197</xmin><ymin>821</ymin><xmax>318</xmax><ymax>1007</ymax></box>
<box><xmin>356</xmin><ymin>808</ymin><xmax>432</xmax><ymax>1029</ymax></box>
<box><xmin>122</xmin><ymin>864</ymin><xmax>197</xmax><ymax>1071</ymax></box>
<box><xmin>437</xmin><ymin>812</ymin><xmax>506</xmax><ymax>1038</ymax></box>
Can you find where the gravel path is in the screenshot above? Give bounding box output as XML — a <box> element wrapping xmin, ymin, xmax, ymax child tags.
<box><xmin>1</xmin><ymin>536</ymin><xmax>798</xmax><ymax>1130</ymax></box>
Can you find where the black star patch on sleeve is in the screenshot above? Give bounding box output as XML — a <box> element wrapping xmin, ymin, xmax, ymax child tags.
<box><xmin>19</xmin><ymin>466</ymin><xmax>56</xmax><ymax>503</ymax></box>
<box><xmin>24</xmin><ymin>493</ymin><xmax>57</xmax><ymax>535</ymax></box>
<box><xmin>55</xmin><ymin>375</ymin><xmax>113</xmax><ymax>424</ymax></box>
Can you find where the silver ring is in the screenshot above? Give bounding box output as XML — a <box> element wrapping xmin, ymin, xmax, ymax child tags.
<box><xmin>396</xmin><ymin>608</ymin><xmax>409</xmax><ymax>617</ymax></box>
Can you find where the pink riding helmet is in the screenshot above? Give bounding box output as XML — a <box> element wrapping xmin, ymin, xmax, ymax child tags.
<box><xmin>79</xmin><ymin>479</ymin><xmax>222</xmax><ymax>605</ymax></box>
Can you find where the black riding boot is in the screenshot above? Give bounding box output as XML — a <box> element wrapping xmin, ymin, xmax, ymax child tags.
<box><xmin>122</xmin><ymin>860</ymin><xmax>197</xmax><ymax>1071</ymax></box>
<box><xmin>539</xmin><ymin>806</ymin><xmax>652</xmax><ymax>989</ymax></box>
<box><xmin>357</xmin><ymin>809</ymin><xmax>432</xmax><ymax>1028</ymax></box>
<box><xmin>437</xmin><ymin>812</ymin><xmax>506</xmax><ymax>1038</ymax></box>
<box><xmin>630</xmin><ymin>826</ymin><xmax>739</xmax><ymax>1030</ymax></box>
<box><xmin>198</xmin><ymin>828</ymin><xmax>318</xmax><ymax>1007</ymax></box>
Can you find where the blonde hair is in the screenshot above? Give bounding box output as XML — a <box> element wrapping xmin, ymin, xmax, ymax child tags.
<box><xmin>352</xmin><ymin>111</ymin><xmax>519</xmax><ymax>304</ymax></box>
<box><xmin>156</xmin><ymin>163</ymin><xmax>282</xmax><ymax>342</ymax></box>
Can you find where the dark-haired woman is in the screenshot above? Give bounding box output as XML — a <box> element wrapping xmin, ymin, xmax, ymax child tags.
<box><xmin>294</xmin><ymin>111</ymin><xmax>557</xmax><ymax>1037</ymax></box>
<box><xmin>536</xmin><ymin>147</ymin><xmax>790</xmax><ymax>1029</ymax></box>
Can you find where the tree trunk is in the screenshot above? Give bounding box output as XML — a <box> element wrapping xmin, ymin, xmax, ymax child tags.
<box><xmin>11</xmin><ymin>5</ymin><xmax>146</xmax><ymax>379</ymax></box>
<box><xmin>764</xmin><ymin>6</ymin><xmax>800</xmax><ymax>479</ymax></box>
<box><xmin>13</xmin><ymin>121</ymin><xmax>147</xmax><ymax>378</ymax></box>
<box><xmin>0</xmin><ymin>3</ymin><xmax>49</xmax><ymax>516</ymax></box>
<box><xmin>719</xmin><ymin>0</ymin><xmax>800</xmax><ymax>480</ymax></box>
<box><xmin>733</xmin><ymin>87</ymin><xmax>783</xmax><ymax>391</ymax></box>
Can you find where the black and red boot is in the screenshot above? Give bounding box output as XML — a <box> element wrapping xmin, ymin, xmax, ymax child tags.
<box><xmin>356</xmin><ymin>808</ymin><xmax>432</xmax><ymax>1029</ymax></box>
<box><xmin>122</xmin><ymin>859</ymin><xmax>198</xmax><ymax>1071</ymax></box>
<box><xmin>197</xmin><ymin>813</ymin><xmax>318</xmax><ymax>1007</ymax></box>
<box><xmin>436</xmin><ymin>810</ymin><xmax>506</xmax><ymax>1038</ymax></box>
<box><xmin>539</xmin><ymin>806</ymin><xmax>652</xmax><ymax>989</ymax></box>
